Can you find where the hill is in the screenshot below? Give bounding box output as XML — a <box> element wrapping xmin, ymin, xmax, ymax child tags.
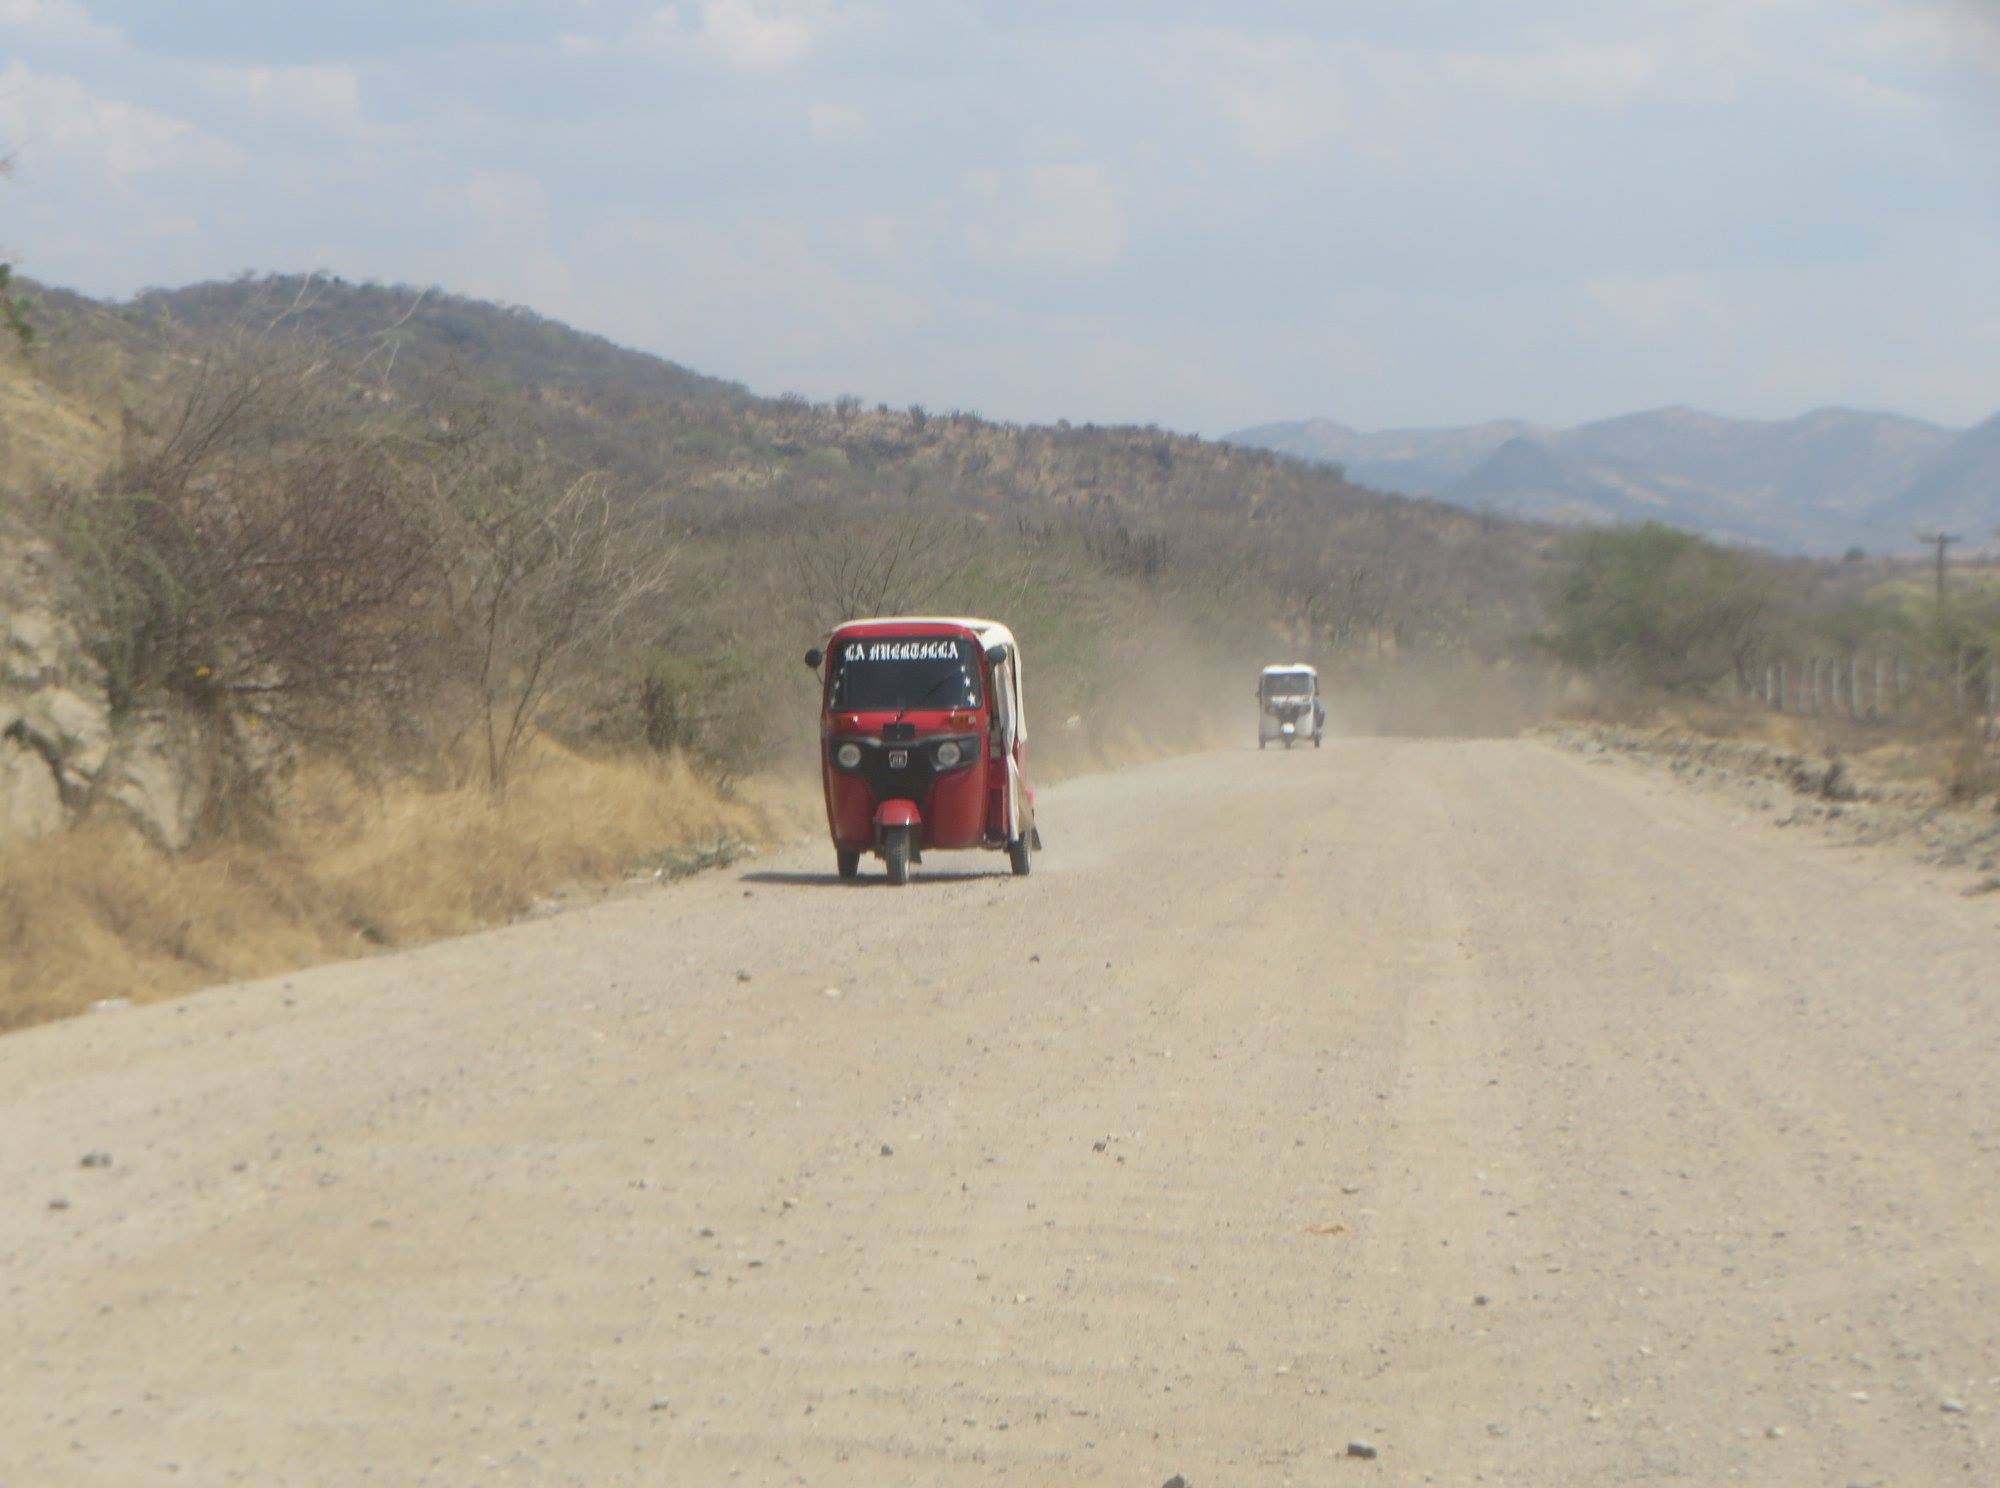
<box><xmin>7</xmin><ymin>273</ymin><xmax>1561</xmax><ymax>661</ymax></box>
<box><xmin>1445</xmin><ymin>436</ymin><xmax>1646</xmax><ymax>525</ymax></box>
<box><xmin>137</xmin><ymin>276</ymin><xmax>753</xmax><ymax>417</ymax></box>
<box><xmin>1223</xmin><ymin>416</ymin><xmax>1540</xmax><ymax>494</ymax></box>
<box><xmin>3</xmin><ymin>273</ymin><xmax>1990</xmax><ymax>1030</ymax></box>
<box><xmin>1230</xmin><ymin>406</ymin><xmax>1979</xmax><ymax>555</ymax></box>
<box><xmin>1875</xmin><ymin>412</ymin><xmax>2000</xmax><ymax>543</ymax></box>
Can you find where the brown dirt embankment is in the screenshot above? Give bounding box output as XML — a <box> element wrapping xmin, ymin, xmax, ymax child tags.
<box><xmin>1545</xmin><ymin>720</ymin><xmax>2000</xmax><ymax>896</ymax></box>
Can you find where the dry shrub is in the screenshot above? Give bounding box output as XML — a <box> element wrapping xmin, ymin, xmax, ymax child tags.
<box><xmin>292</xmin><ymin>742</ymin><xmax>762</xmax><ymax>941</ymax></box>
<box><xmin>0</xmin><ymin>823</ymin><xmax>243</xmax><ymax>1028</ymax></box>
<box><xmin>1801</xmin><ymin>729</ymin><xmax>1996</xmax><ymax>805</ymax></box>
<box><xmin>1942</xmin><ymin>733</ymin><xmax>2000</xmax><ymax>804</ymax></box>
<box><xmin>42</xmin><ymin>346</ymin><xmax>446</xmax><ymax>722</ymax></box>
<box><xmin>0</xmin><ymin>742</ymin><xmax>771</xmax><ymax>1031</ymax></box>
<box><xmin>1555</xmin><ymin>677</ymin><xmax>2000</xmax><ymax>807</ymax></box>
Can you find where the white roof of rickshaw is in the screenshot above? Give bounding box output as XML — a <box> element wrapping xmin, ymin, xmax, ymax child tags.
<box><xmin>832</xmin><ymin>616</ymin><xmax>1019</xmax><ymax>652</ymax></box>
<box><xmin>1261</xmin><ymin>662</ymin><xmax>1317</xmax><ymax>676</ymax></box>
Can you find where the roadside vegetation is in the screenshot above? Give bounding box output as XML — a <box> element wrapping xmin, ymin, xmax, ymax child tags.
<box><xmin>1542</xmin><ymin>523</ymin><xmax>2000</xmax><ymax>802</ymax></box>
<box><xmin>0</xmin><ymin>746</ymin><xmax>768</xmax><ymax>1030</ymax></box>
<box><xmin>6</xmin><ymin>274</ymin><xmax>1991</xmax><ymax>1030</ymax></box>
<box><xmin>8</xmin><ymin>274</ymin><xmax>1988</xmax><ymax>1030</ymax></box>
<box><xmin>0</xmin><ymin>273</ymin><xmax>1560</xmax><ymax>1027</ymax></box>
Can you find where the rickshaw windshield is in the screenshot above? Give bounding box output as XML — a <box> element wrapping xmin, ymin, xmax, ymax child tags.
<box><xmin>829</xmin><ymin>636</ymin><xmax>985</xmax><ymax>712</ymax></box>
<box><xmin>1261</xmin><ymin>671</ymin><xmax>1315</xmax><ymax>700</ymax></box>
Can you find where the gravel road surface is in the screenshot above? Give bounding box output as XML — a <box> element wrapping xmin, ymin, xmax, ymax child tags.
<box><xmin>4</xmin><ymin>740</ymin><xmax>1996</xmax><ymax>1485</ymax></box>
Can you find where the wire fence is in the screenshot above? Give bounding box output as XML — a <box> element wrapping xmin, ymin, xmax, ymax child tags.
<box><xmin>1742</xmin><ymin>649</ymin><xmax>2000</xmax><ymax>742</ymax></box>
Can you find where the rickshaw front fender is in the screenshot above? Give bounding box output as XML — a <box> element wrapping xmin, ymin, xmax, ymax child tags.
<box><xmin>874</xmin><ymin>800</ymin><xmax>922</xmax><ymax>834</ymax></box>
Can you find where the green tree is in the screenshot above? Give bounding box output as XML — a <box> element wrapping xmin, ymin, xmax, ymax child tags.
<box><xmin>1542</xmin><ymin>523</ymin><xmax>1774</xmax><ymax>692</ymax></box>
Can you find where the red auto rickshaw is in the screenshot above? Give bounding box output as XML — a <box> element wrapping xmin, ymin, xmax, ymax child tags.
<box><xmin>804</xmin><ymin>616</ymin><xmax>1038</xmax><ymax>884</ymax></box>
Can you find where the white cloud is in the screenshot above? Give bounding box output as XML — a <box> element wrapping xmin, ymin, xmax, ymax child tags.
<box><xmin>0</xmin><ymin>0</ymin><xmax>117</xmax><ymax>48</ymax></box>
<box><xmin>450</xmin><ymin>170</ymin><xmax>577</xmax><ymax>313</ymax></box>
<box><xmin>1201</xmin><ymin>31</ymin><xmax>1657</xmax><ymax>173</ymax></box>
<box><xmin>1952</xmin><ymin>0</ymin><xmax>2000</xmax><ymax>78</ymax></box>
<box><xmin>1195</xmin><ymin>4</ymin><xmax>1961</xmax><ymax>173</ymax></box>
<box><xmin>961</xmin><ymin>162</ymin><xmax>1127</xmax><ymax>273</ymax></box>
<box><xmin>1</xmin><ymin>0</ymin><xmax>1995</xmax><ymax>433</ymax></box>
<box><xmin>703</xmin><ymin>0</ymin><xmax>813</xmax><ymax>69</ymax></box>
<box><xmin>464</xmin><ymin>168</ymin><xmax>548</xmax><ymax>227</ymax></box>
<box><xmin>1581</xmin><ymin>270</ymin><xmax>1728</xmax><ymax>339</ymax></box>
<box><xmin>641</xmin><ymin>0</ymin><xmax>819</xmax><ymax>71</ymax></box>
<box><xmin>1214</xmin><ymin>68</ymin><xmax>1333</xmax><ymax>163</ymax></box>
<box><xmin>1870</xmin><ymin>0</ymin><xmax>2000</xmax><ymax>85</ymax></box>
<box><xmin>204</xmin><ymin>63</ymin><xmax>363</xmax><ymax>124</ymax></box>
<box><xmin>856</xmin><ymin>212</ymin><xmax>902</xmax><ymax>255</ymax></box>
<box><xmin>808</xmin><ymin>99</ymin><xmax>864</xmax><ymax>142</ymax></box>
<box><xmin>0</xmin><ymin>62</ymin><xmax>239</xmax><ymax>185</ymax></box>
<box><xmin>1446</xmin><ymin>43</ymin><xmax>1660</xmax><ymax>104</ymax></box>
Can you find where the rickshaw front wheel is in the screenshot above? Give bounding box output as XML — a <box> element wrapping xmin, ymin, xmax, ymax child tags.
<box><xmin>1008</xmin><ymin>837</ymin><xmax>1032</xmax><ymax>877</ymax></box>
<box><xmin>837</xmin><ymin>847</ymin><xmax>860</xmax><ymax>880</ymax></box>
<box><xmin>883</xmin><ymin>829</ymin><xmax>912</xmax><ymax>886</ymax></box>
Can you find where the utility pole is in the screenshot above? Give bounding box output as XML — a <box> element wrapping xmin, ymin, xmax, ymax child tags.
<box><xmin>1916</xmin><ymin>532</ymin><xmax>1960</xmax><ymax>619</ymax></box>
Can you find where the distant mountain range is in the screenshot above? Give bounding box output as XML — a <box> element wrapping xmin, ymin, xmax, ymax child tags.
<box><xmin>1227</xmin><ymin>407</ymin><xmax>2000</xmax><ymax>555</ymax></box>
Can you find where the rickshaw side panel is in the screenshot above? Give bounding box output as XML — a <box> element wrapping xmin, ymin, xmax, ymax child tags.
<box><xmin>824</xmin><ymin>767</ymin><xmax>879</xmax><ymax>850</ymax></box>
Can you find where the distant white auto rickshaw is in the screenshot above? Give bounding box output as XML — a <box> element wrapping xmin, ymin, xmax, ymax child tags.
<box><xmin>1257</xmin><ymin>664</ymin><xmax>1325</xmax><ymax>750</ymax></box>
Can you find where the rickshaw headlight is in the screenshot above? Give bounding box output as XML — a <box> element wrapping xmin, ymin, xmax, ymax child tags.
<box><xmin>934</xmin><ymin>739</ymin><xmax>963</xmax><ymax>768</ymax></box>
<box><xmin>835</xmin><ymin>742</ymin><xmax>862</xmax><ymax>769</ymax></box>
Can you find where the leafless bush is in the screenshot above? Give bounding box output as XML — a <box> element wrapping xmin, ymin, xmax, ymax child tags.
<box><xmin>45</xmin><ymin>348</ymin><xmax>442</xmax><ymax>728</ymax></box>
<box><xmin>426</xmin><ymin>446</ymin><xmax>680</xmax><ymax>789</ymax></box>
<box><xmin>35</xmin><ymin>325</ymin><xmax>713</xmax><ymax>797</ymax></box>
<box><xmin>587</xmin><ymin>643</ymin><xmax>776</xmax><ymax>788</ymax></box>
<box><xmin>789</xmin><ymin>510</ymin><xmax>974</xmax><ymax>630</ymax></box>
<box><xmin>1079</xmin><ymin>520</ymin><xmax>1170</xmax><ymax>584</ymax></box>
<box><xmin>1283</xmin><ymin>558</ymin><xmax>1386</xmax><ymax>652</ymax></box>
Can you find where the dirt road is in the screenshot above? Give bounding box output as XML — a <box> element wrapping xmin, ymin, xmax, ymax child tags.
<box><xmin>4</xmin><ymin>740</ymin><xmax>1996</xmax><ymax>1486</ymax></box>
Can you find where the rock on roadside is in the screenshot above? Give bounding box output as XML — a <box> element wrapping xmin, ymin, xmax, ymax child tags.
<box><xmin>1</xmin><ymin>512</ymin><xmax>238</xmax><ymax>851</ymax></box>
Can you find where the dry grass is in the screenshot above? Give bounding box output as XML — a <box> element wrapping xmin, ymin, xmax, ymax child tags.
<box><xmin>1557</xmin><ymin>686</ymin><xmax>2000</xmax><ymax>808</ymax></box>
<box><xmin>0</xmin><ymin>355</ymin><xmax>116</xmax><ymax>494</ymax></box>
<box><xmin>0</xmin><ymin>743</ymin><xmax>772</xmax><ymax>1031</ymax></box>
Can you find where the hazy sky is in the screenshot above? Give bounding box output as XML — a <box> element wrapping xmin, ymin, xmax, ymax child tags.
<box><xmin>3</xmin><ymin>0</ymin><xmax>1998</xmax><ymax>433</ymax></box>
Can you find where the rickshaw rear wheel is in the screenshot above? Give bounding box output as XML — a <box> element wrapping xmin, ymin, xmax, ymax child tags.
<box><xmin>837</xmin><ymin>847</ymin><xmax>860</xmax><ymax>880</ymax></box>
<box><xmin>1008</xmin><ymin>837</ymin><xmax>1032</xmax><ymax>877</ymax></box>
<box><xmin>883</xmin><ymin>829</ymin><xmax>911</xmax><ymax>886</ymax></box>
